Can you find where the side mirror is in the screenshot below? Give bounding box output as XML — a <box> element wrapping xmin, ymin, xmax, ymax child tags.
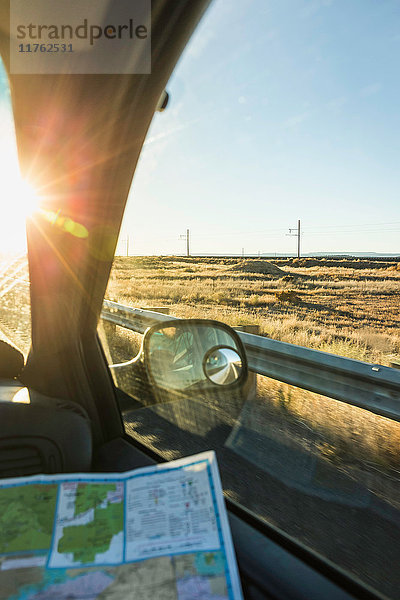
<box><xmin>143</xmin><ymin>319</ymin><xmax>248</xmax><ymax>393</ymax></box>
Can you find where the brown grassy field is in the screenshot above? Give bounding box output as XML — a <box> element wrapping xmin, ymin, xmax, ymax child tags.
<box><xmin>105</xmin><ymin>255</ymin><xmax>400</xmax><ymax>366</ymax></box>
<box><xmin>0</xmin><ymin>256</ymin><xmax>31</xmax><ymax>356</ymax></box>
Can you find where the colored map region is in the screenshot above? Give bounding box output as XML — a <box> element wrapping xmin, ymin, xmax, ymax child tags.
<box><xmin>1</xmin><ymin>552</ymin><xmax>230</xmax><ymax>600</ymax></box>
<box><xmin>74</xmin><ymin>483</ymin><xmax>118</xmax><ymax>518</ymax></box>
<box><xmin>58</xmin><ymin>502</ymin><xmax>123</xmax><ymax>563</ymax></box>
<box><xmin>174</xmin><ymin>552</ymin><xmax>228</xmax><ymax>600</ymax></box>
<box><xmin>0</xmin><ymin>484</ymin><xmax>57</xmax><ymax>554</ymax></box>
<box><xmin>50</xmin><ymin>481</ymin><xmax>124</xmax><ymax>567</ymax></box>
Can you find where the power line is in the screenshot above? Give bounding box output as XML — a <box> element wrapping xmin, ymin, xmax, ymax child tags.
<box><xmin>305</xmin><ymin>228</ymin><xmax>400</xmax><ymax>236</ymax></box>
<box><xmin>133</xmin><ymin>220</ymin><xmax>400</xmax><ymax>242</ymax></box>
<box><xmin>119</xmin><ymin>219</ymin><xmax>399</xmax><ymax>255</ymax></box>
<box><xmin>303</xmin><ymin>220</ymin><xmax>400</xmax><ymax>231</ymax></box>
<box><xmin>192</xmin><ymin>220</ymin><xmax>400</xmax><ymax>238</ymax></box>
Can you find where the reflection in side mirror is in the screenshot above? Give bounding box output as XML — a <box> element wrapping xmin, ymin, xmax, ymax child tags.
<box><xmin>204</xmin><ymin>347</ymin><xmax>243</xmax><ymax>386</ymax></box>
<box><xmin>143</xmin><ymin>319</ymin><xmax>247</xmax><ymax>393</ymax></box>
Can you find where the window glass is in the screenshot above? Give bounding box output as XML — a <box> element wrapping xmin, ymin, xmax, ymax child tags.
<box><xmin>120</xmin><ymin>379</ymin><xmax>400</xmax><ymax>598</ymax></box>
<box><xmin>100</xmin><ymin>1</ymin><xmax>400</xmax><ymax>597</ymax></box>
<box><xmin>0</xmin><ymin>60</ymin><xmax>31</xmax><ymax>357</ymax></box>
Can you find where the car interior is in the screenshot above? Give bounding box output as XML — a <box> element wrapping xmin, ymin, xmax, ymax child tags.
<box><xmin>0</xmin><ymin>1</ymin><xmax>395</xmax><ymax>599</ymax></box>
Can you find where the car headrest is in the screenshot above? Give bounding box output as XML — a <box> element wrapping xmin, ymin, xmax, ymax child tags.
<box><xmin>0</xmin><ymin>386</ymin><xmax>92</xmax><ymax>478</ymax></box>
<box><xmin>0</xmin><ymin>341</ymin><xmax>24</xmax><ymax>379</ymax></box>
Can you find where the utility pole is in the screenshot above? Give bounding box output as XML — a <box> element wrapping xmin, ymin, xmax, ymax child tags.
<box><xmin>179</xmin><ymin>229</ymin><xmax>190</xmax><ymax>256</ymax></box>
<box><xmin>287</xmin><ymin>219</ymin><xmax>301</xmax><ymax>258</ymax></box>
<box><xmin>297</xmin><ymin>219</ymin><xmax>300</xmax><ymax>258</ymax></box>
<box><xmin>120</xmin><ymin>237</ymin><xmax>129</xmax><ymax>257</ymax></box>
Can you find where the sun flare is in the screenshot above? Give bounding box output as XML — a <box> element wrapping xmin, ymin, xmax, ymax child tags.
<box><xmin>1</xmin><ymin>163</ymin><xmax>42</xmax><ymax>252</ymax></box>
<box><xmin>0</xmin><ymin>131</ymin><xmax>42</xmax><ymax>253</ymax></box>
<box><xmin>10</xmin><ymin>176</ymin><xmax>41</xmax><ymax>219</ymax></box>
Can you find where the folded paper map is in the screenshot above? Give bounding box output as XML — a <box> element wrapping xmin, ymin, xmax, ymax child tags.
<box><xmin>0</xmin><ymin>451</ymin><xmax>243</xmax><ymax>600</ymax></box>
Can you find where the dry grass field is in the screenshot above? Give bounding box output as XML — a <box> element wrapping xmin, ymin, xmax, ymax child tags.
<box><xmin>105</xmin><ymin>255</ymin><xmax>400</xmax><ymax>366</ymax></box>
<box><xmin>0</xmin><ymin>255</ymin><xmax>31</xmax><ymax>356</ymax></box>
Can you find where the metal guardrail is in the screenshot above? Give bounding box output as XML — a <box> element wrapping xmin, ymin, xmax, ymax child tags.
<box><xmin>101</xmin><ymin>300</ymin><xmax>400</xmax><ymax>423</ymax></box>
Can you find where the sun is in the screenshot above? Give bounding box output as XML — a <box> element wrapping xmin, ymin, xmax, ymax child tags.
<box><xmin>0</xmin><ymin>155</ymin><xmax>41</xmax><ymax>254</ymax></box>
<box><xmin>0</xmin><ymin>98</ymin><xmax>42</xmax><ymax>254</ymax></box>
<box><xmin>12</xmin><ymin>177</ymin><xmax>41</xmax><ymax>218</ymax></box>
<box><xmin>0</xmin><ymin>124</ymin><xmax>42</xmax><ymax>253</ymax></box>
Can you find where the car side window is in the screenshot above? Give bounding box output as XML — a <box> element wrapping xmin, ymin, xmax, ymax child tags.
<box><xmin>100</xmin><ymin>2</ymin><xmax>400</xmax><ymax>598</ymax></box>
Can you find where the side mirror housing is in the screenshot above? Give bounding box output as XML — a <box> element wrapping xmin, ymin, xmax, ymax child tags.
<box><xmin>143</xmin><ymin>319</ymin><xmax>248</xmax><ymax>394</ymax></box>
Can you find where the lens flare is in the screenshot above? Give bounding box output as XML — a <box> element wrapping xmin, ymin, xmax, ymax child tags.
<box><xmin>13</xmin><ymin>178</ymin><xmax>41</xmax><ymax>218</ymax></box>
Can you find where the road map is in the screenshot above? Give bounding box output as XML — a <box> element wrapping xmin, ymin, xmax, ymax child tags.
<box><xmin>0</xmin><ymin>452</ymin><xmax>243</xmax><ymax>600</ymax></box>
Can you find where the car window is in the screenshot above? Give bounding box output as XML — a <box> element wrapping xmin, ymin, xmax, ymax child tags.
<box><xmin>100</xmin><ymin>2</ymin><xmax>400</xmax><ymax>597</ymax></box>
<box><xmin>0</xmin><ymin>59</ymin><xmax>32</xmax><ymax>357</ymax></box>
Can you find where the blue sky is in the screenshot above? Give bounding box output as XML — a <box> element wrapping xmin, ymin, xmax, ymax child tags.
<box><xmin>121</xmin><ymin>0</ymin><xmax>400</xmax><ymax>255</ymax></box>
<box><xmin>1</xmin><ymin>0</ymin><xmax>399</xmax><ymax>255</ymax></box>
